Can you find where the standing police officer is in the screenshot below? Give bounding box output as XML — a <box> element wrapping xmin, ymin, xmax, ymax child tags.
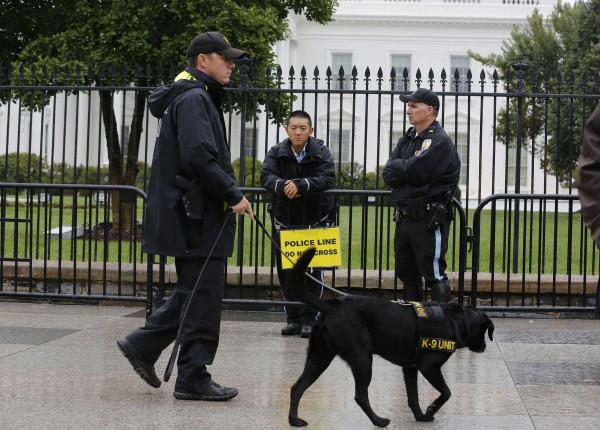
<box><xmin>383</xmin><ymin>88</ymin><xmax>460</xmax><ymax>302</ymax></box>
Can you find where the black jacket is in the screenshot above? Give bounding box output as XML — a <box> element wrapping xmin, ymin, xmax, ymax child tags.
<box><xmin>383</xmin><ymin>121</ymin><xmax>460</xmax><ymax>210</ymax></box>
<box><xmin>142</xmin><ymin>67</ymin><xmax>243</xmax><ymax>257</ymax></box>
<box><xmin>260</xmin><ymin>136</ymin><xmax>335</xmax><ymax>226</ymax></box>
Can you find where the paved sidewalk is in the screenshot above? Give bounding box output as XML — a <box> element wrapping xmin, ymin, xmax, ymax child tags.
<box><xmin>0</xmin><ymin>301</ymin><xmax>599</xmax><ymax>430</ymax></box>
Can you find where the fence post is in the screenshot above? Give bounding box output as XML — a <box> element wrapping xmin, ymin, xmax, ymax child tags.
<box><xmin>511</xmin><ymin>55</ymin><xmax>529</xmax><ymax>273</ymax></box>
<box><xmin>236</xmin><ymin>57</ymin><xmax>253</xmax><ymax>268</ymax></box>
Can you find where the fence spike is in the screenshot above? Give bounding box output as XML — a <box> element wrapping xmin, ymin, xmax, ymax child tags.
<box><xmin>52</xmin><ymin>65</ymin><xmax>59</xmax><ymax>84</ymax></box>
<box><xmin>87</xmin><ymin>65</ymin><xmax>94</xmax><ymax>83</ymax></box>
<box><xmin>76</xmin><ymin>64</ymin><xmax>82</xmax><ymax>84</ymax></box>
<box><xmin>428</xmin><ymin>68</ymin><xmax>435</xmax><ymax>88</ymax></box>
<box><xmin>146</xmin><ymin>63</ymin><xmax>152</xmax><ymax>83</ymax></box>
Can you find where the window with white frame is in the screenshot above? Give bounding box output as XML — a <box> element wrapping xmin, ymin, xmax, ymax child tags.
<box><xmin>506</xmin><ymin>145</ymin><xmax>528</xmax><ymax>190</ymax></box>
<box><xmin>390</xmin><ymin>130</ymin><xmax>403</xmax><ymax>151</ymax></box>
<box><xmin>122</xmin><ymin>125</ymin><xmax>130</xmax><ymax>159</ymax></box>
<box><xmin>453</xmin><ymin>133</ymin><xmax>469</xmax><ymax>187</ymax></box>
<box><xmin>329</xmin><ymin>129</ymin><xmax>350</xmax><ymax>164</ymax></box>
<box><xmin>243</xmin><ymin>126</ymin><xmax>256</xmax><ymax>158</ymax></box>
<box><xmin>331</xmin><ymin>53</ymin><xmax>352</xmax><ymax>90</ymax></box>
<box><xmin>44</xmin><ymin>124</ymin><xmax>49</xmax><ymax>162</ymax></box>
<box><xmin>450</xmin><ymin>55</ymin><xmax>471</xmax><ymax>92</ymax></box>
<box><xmin>391</xmin><ymin>54</ymin><xmax>412</xmax><ymax>90</ymax></box>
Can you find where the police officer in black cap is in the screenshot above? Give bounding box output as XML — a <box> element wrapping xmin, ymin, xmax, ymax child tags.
<box><xmin>117</xmin><ymin>31</ymin><xmax>253</xmax><ymax>402</ymax></box>
<box><xmin>383</xmin><ymin>88</ymin><xmax>460</xmax><ymax>302</ymax></box>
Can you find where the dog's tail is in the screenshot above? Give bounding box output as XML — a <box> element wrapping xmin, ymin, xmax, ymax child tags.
<box><xmin>291</xmin><ymin>247</ymin><xmax>335</xmax><ymax>313</ymax></box>
<box><xmin>484</xmin><ymin>313</ymin><xmax>494</xmax><ymax>341</ymax></box>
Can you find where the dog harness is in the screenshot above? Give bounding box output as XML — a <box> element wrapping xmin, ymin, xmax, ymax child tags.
<box><xmin>394</xmin><ymin>300</ymin><xmax>456</xmax><ymax>353</ymax></box>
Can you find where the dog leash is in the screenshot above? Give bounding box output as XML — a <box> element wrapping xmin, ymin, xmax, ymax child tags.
<box><xmin>252</xmin><ymin>215</ymin><xmax>349</xmax><ymax>297</ymax></box>
<box><xmin>163</xmin><ymin>209</ymin><xmax>233</xmax><ymax>382</ymax></box>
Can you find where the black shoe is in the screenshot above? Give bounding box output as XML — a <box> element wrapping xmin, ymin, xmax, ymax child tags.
<box><xmin>281</xmin><ymin>322</ymin><xmax>302</xmax><ymax>336</ymax></box>
<box><xmin>116</xmin><ymin>338</ymin><xmax>161</xmax><ymax>388</ymax></box>
<box><xmin>300</xmin><ymin>324</ymin><xmax>312</xmax><ymax>338</ymax></box>
<box><xmin>174</xmin><ymin>380</ymin><xmax>238</xmax><ymax>401</ymax></box>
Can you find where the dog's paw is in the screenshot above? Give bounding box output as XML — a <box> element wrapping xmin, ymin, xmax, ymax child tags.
<box><xmin>373</xmin><ymin>417</ymin><xmax>391</xmax><ymax>427</ymax></box>
<box><xmin>289</xmin><ymin>416</ymin><xmax>308</xmax><ymax>427</ymax></box>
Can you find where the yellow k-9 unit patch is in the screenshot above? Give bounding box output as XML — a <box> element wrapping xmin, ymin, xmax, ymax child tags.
<box><xmin>418</xmin><ymin>337</ymin><xmax>456</xmax><ymax>352</ymax></box>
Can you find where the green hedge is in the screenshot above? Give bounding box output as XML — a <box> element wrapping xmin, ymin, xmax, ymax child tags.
<box><xmin>0</xmin><ymin>152</ymin><xmax>150</xmax><ymax>189</ymax></box>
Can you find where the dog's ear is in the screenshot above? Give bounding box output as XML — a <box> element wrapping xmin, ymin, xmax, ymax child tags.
<box><xmin>483</xmin><ymin>313</ymin><xmax>494</xmax><ymax>341</ymax></box>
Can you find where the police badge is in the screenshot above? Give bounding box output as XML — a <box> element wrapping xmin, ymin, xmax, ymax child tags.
<box><xmin>422</xmin><ymin>139</ymin><xmax>432</xmax><ymax>150</ymax></box>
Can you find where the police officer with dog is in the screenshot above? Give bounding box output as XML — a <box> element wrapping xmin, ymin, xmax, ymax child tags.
<box><xmin>117</xmin><ymin>32</ymin><xmax>253</xmax><ymax>401</ymax></box>
<box><xmin>383</xmin><ymin>88</ymin><xmax>460</xmax><ymax>302</ymax></box>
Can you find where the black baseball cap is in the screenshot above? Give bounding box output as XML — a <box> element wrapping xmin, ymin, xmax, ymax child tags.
<box><xmin>400</xmin><ymin>88</ymin><xmax>440</xmax><ymax>111</ymax></box>
<box><xmin>187</xmin><ymin>31</ymin><xmax>246</xmax><ymax>59</ymax></box>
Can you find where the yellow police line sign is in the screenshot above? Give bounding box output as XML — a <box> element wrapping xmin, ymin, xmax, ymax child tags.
<box><xmin>279</xmin><ymin>227</ymin><xmax>341</xmax><ymax>269</ymax></box>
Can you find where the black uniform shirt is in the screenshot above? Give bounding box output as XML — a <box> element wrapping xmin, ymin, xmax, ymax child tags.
<box><xmin>383</xmin><ymin>120</ymin><xmax>460</xmax><ymax>211</ymax></box>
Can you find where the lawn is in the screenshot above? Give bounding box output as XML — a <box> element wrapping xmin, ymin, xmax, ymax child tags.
<box><xmin>1</xmin><ymin>196</ymin><xmax>597</xmax><ymax>275</ymax></box>
<box><xmin>232</xmin><ymin>201</ymin><xmax>598</xmax><ymax>275</ymax></box>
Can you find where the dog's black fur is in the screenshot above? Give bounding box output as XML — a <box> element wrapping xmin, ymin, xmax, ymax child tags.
<box><xmin>288</xmin><ymin>248</ymin><xmax>494</xmax><ymax>428</ymax></box>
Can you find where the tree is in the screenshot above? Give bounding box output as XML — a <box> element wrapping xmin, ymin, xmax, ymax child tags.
<box><xmin>0</xmin><ymin>0</ymin><xmax>78</xmax><ymax>62</ymax></box>
<box><xmin>1</xmin><ymin>0</ymin><xmax>337</xmax><ymax>230</ymax></box>
<box><xmin>469</xmin><ymin>0</ymin><xmax>600</xmax><ymax>184</ymax></box>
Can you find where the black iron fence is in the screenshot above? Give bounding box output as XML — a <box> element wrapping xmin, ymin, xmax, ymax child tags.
<box><xmin>1</xmin><ymin>59</ymin><xmax>599</xmax><ymax>313</ymax></box>
<box><xmin>0</xmin><ymin>182</ymin><xmax>156</xmax><ymax>316</ymax></box>
<box><xmin>470</xmin><ymin>193</ymin><xmax>599</xmax><ymax>312</ymax></box>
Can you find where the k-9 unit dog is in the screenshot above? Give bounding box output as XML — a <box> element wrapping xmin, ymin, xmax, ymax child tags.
<box><xmin>288</xmin><ymin>248</ymin><xmax>494</xmax><ymax>428</ymax></box>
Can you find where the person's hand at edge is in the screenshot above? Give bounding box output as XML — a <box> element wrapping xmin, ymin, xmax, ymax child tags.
<box><xmin>231</xmin><ymin>196</ymin><xmax>254</xmax><ymax>220</ymax></box>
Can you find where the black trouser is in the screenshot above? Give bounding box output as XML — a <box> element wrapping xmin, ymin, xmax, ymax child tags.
<box><xmin>125</xmin><ymin>256</ymin><xmax>225</xmax><ymax>392</ymax></box>
<box><xmin>273</xmin><ymin>226</ymin><xmax>323</xmax><ymax>325</ymax></box>
<box><xmin>394</xmin><ymin>212</ymin><xmax>451</xmax><ymax>301</ymax></box>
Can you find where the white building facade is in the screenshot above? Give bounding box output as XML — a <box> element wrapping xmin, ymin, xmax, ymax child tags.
<box><xmin>2</xmin><ymin>0</ymin><xmax>572</xmax><ymax>206</ymax></box>
<box><xmin>247</xmin><ymin>0</ymin><xmax>563</xmax><ymax>206</ymax></box>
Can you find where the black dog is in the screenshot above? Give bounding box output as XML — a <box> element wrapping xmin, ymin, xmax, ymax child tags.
<box><xmin>288</xmin><ymin>248</ymin><xmax>494</xmax><ymax>428</ymax></box>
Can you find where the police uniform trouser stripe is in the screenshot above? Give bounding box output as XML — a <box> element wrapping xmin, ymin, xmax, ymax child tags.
<box><xmin>433</xmin><ymin>227</ymin><xmax>443</xmax><ymax>281</ymax></box>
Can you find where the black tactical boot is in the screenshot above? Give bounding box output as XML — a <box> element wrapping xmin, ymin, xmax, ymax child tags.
<box><xmin>403</xmin><ymin>282</ymin><xmax>423</xmax><ymax>302</ymax></box>
<box><xmin>429</xmin><ymin>279</ymin><xmax>451</xmax><ymax>303</ymax></box>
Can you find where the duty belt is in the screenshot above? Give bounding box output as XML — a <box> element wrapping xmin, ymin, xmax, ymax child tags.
<box><xmin>394</xmin><ymin>203</ymin><xmax>432</xmax><ymax>221</ymax></box>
